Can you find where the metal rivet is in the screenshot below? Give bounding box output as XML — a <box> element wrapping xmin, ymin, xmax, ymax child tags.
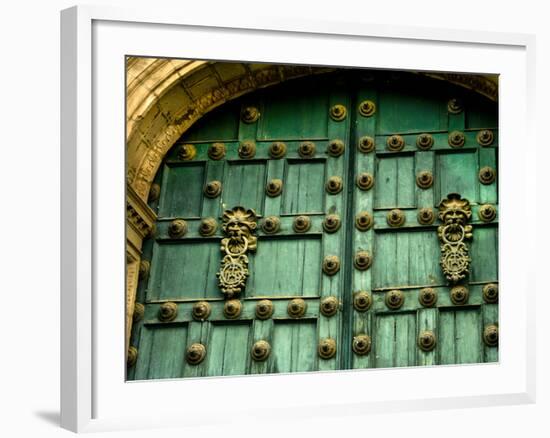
<box><xmin>199</xmin><ymin>217</ymin><xmax>218</xmax><ymax>236</ymax></box>
<box><xmin>479</xmin><ymin>166</ymin><xmax>496</xmax><ymax>185</ymax></box>
<box><xmin>387</xmin><ymin>209</ymin><xmax>405</xmax><ymax>227</ymax></box>
<box><xmin>320</xmin><ymin>296</ymin><xmax>339</xmax><ymax>317</ymax></box>
<box><xmin>385</xmin><ymin>290</ymin><xmax>404</xmax><ymax>310</ymax></box>
<box><xmin>416</xmin><ymin>133</ymin><xmax>434</xmax><ymax>150</ymax></box>
<box><xmin>478</xmin><ymin>204</ymin><xmax>497</xmax><ymax>222</ymax></box>
<box><xmin>416</xmin><ymin>171</ymin><xmax>434</xmax><ymax>189</ymax></box>
<box><xmin>269</xmin><ymin>141</ymin><xmax>287</xmax><ymax>159</ymax></box>
<box><xmin>208</xmin><ymin>142</ymin><xmax>226</xmax><ymax>160</ymax></box>
<box><xmin>293</xmin><ymin>215</ymin><xmax>311</xmax><ymax>233</ymax></box>
<box><xmin>251</xmin><ymin>340</ymin><xmax>271</xmax><ymax>361</ymax></box>
<box><xmin>287</xmin><ymin>298</ymin><xmax>307</xmax><ymax>318</ymax></box>
<box><xmin>261</xmin><ymin>216</ymin><xmax>281</xmax><ymax>234</ymax></box>
<box><xmin>358</xmin><ymin>100</ymin><xmax>376</xmax><ymax>117</ymax></box>
<box><xmin>358</xmin><ymin>136</ymin><xmax>375</xmax><ymax>153</ymax></box>
<box><xmin>329</xmin><ymin>104</ymin><xmax>347</xmax><ymax>121</ymax></box>
<box><xmin>192</xmin><ymin>301</ymin><xmax>211</xmax><ymax>321</ymax></box>
<box><xmin>447</xmin><ymin>98</ymin><xmax>464</xmax><ymax>114</ymax></box>
<box><xmin>355</xmin><ymin>211</ymin><xmax>373</xmax><ymax>231</ymax></box>
<box><xmin>482</xmin><ymin>283</ymin><xmax>499</xmax><ymax>304</ymax></box>
<box><xmin>133</xmin><ymin>303</ymin><xmax>145</xmax><ymax>322</ymax></box>
<box><xmin>418</xmin><ymin>330</ymin><xmax>437</xmax><ymax>352</ymax></box>
<box><xmin>266</xmin><ymin>179</ymin><xmax>283</xmax><ymax>197</ymax></box>
<box><xmin>178</xmin><ymin>144</ymin><xmax>196</xmax><ymax>160</ymax></box>
<box><xmin>158</xmin><ymin>302</ymin><xmax>178</xmax><ymax>322</ymax></box>
<box><xmin>223</xmin><ymin>299</ymin><xmax>242</xmax><ymax>319</ymax></box>
<box><xmin>477</xmin><ymin>129</ymin><xmax>494</xmax><ymax>146</ymax></box>
<box><xmin>168</xmin><ymin>219</ymin><xmax>187</xmax><ymax>238</ymax></box>
<box><xmin>322</xmin><ymin>255</ymin><xmax>341</xmax><ymax>275</ymax></box>
<box><xmin>352</xmin><ymin>334</ymin><xmax>372</xmax><ymax>355</ymax></box>
<box><xmin>318</xmin><ymin>338</ymin><xmax>337</xmax><ymax>359</ymax></box>
<box><xmin>450</xmin><ymin>286</ymin><xmax>469</xmax><ymax>305</ymax></box>
<box><xmin>298</xmin><ymin>141</ymin><xmax>316</xmax><ymax>158</ymax></box>
<box><xmin>417</xmin><ymin>208</ymin><xmax>435</xmax><ymax>225</ymax></box>
<box><xmin>483</xmin><ymin>324</ymin><xmax>499</xmax><ymax>347</ymax></box>
<box><xmin>354</xmin><ymin>251</ymin><xmax>372</xmax><ymax>271</ymax></box>
<box><xmin>356</xmin><ymin>172</ymin><xmax>374</xmax><ymax>191</ymax></box>
<box><xmin>148</xmin><ymin>183</ymin><xmax>161</xmax><ymax>202</ymax></box>
<box><xmin>186</xmin><ymin>343</ymin><xmax>207</xmax><ymax>365</ymax></box>
<box><xmin>127</xmin><ymin>346</ymin><xmax>138</xmax><ymax>367</ymax></box>
<box><xmin>242</xmin><ymin>106</ymin><xmax>260</xmax><ymax>123</ymax></box>
<box><xmin>326</xmin><ymin>176</ymin><xmax>343</xmax><ymax>194</ymax></box>
<box><xmin>238</xmin><ymin>141</ymin><xmax>256</xmax><ymax>158</ymax></box>
<box><xmin>448</xmin><ymin>131</ymin><xmax>465</xmax><ymax>148</ymax></box>
<box><xmin>256</xmin><ymin>300</ymin><xmax>274</xmax><ymax>320</ymax></box>
<box><xmin>327</xmin><ymin>139</ymin><xmax>345</xmax><ymax>157</ymax></box>
<box><xmin>418</xmin><ymin>288</ymin><xmax>438</xmax><ymax>307</ymax></box>
<box><xmin>386</xmin><ymin>135</ymin><xmax>405</xmax><ymax>151</ymax></box>
<box><xmin>204</xmin><ymin>180</ymin><xmax>222</xmax><ymax>198</ymax></box>
<box><xmin>323</xmin><ymin>214</ymin><xmax>341</xmax><ymax>233</ymax></box>
<box><xmin>353</xmin><ymin>291</ymin><xmax>372</xmax><ymax>312</ymax></box>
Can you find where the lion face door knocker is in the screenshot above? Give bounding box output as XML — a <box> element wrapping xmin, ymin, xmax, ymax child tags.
<box><xmin>217</xmin><ymin>207</ymin><xmax>258</xmax><ymax>298</ymax></box>
<box><xmin>437</xmin><ymin>193</ymin><xmax>473</xmax><ymax>283</ymax></box>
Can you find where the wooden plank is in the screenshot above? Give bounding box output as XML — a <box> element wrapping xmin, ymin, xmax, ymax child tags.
<box><xmin>374</xmin><ymin>312</ymin><xmax>416</xmax><ymax>368</ymax></box>
<box><xmin>439</xmin><ymin>308</ymin><xmax>482</xmax><ymax>365</ymax></box>
<box><xmin>436</xmin><ymin>150</ymin><xmax>478</xmax><ymax>204</ymax></box>
<box><xmin>483</xmin><ymin>303</ymin><xmax>499</xmax><ymax>363</ymax></box>
<box><xmin>205</xmin><ymin>322</ymin><xmax>252</xmax><ymax>377</ymax></box>
<box><xmin>375</xmin><ymin>154</ymin><xmax>415</xmax><ymax>208</ymax></box>
<box><xmin>282</xmin><ymin>160</ymin><xmax>326</xmax><ymax>214</ymax></box>
<box><xmin>417</xmin><ymin>308</ymin><xmax>438</xmax><ymax>366</ymax></box>
<box><xmin>249</xmin><ymin>319</ymin><xmax>275</xmax><ymax>375</ymax></box>
<box><xmin>272</xmin><ymin>320</ymin><xmax>317</xmax><ymax>373</ymax></box>
<box><xmin>263</xmin><ymin>159</ymin><xmax>285</xmax><ymax>216</ymax></box>
<box><xmin>182</xmin><ymin>321</ymin><xmax>211</xmax><ymax>378</ymax></box>
<box><xmin>159</xmin><ymin>163</ymin><xmax>205</xmax><ymax>218</ymax></box>
<box><xmin>222</xmin><ymin>161</ymin><xmax>266</xmax><ymax>214</ymax></box>
<box><xmin>414</xmin><ymin>151</ymin><xmax>435</xmax><ymax>208</ymax></box>
<box><xmin>479</xmin><ymin>147</ymin><xmax>498</xmax><ymax>204</ymax></box>
<box><xmin>201</xmin><ymin>160</ymin><xmax>225</xmax><ymax>218</ymax></box>
<box><xmin>470</xmin><ymin>225</ymin><xmax>498</xmax><ymax>282</ymax></box>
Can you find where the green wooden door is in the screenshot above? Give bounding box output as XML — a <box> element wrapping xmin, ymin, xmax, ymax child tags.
<box><xmin>128</xmin><ymin>70</ymin><xmax>498</xmax><ymax>380</ymax></box>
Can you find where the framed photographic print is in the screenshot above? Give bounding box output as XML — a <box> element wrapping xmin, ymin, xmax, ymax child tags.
<box><xmin>61</xmin><ymin>5</ymin><xmax>536</xmax><ymax>433</ymax></box>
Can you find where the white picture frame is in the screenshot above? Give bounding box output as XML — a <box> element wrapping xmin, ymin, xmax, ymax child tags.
<box><xmin>60</xmin><ymin>5</ymin><xmax>536</xmax><ymax>433</ymax></box>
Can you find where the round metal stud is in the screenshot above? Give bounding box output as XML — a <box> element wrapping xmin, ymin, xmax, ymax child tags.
<box><xmin>318</xmin><ymin>338</ymin><xmax>337</xmax><ymax>359</ymax></box>
<box><xmin>192</xmin><ymin>301</ymin><xmax>212</xmax><ymax>321</ymax></box>
<box><xmin>416</xmin><ymin>133</ymin><xmax>434</xmax><ymax>150</ymax></box>
<box><xmin>329</xmin><ymin>104</ymin><xmax>347</xmax><ymax>121</ymax></box>
<box><xmin>356</xmin><ymin>172</ymin><xmax>374</xmax><ymax>191</ymax></box>
<box><xmin>266</xmin><ymin>179</ymin><xmax>283</xmax><ymax>197</ymax></box>
<box><xmin>204</xmin><ymin>180</ymin><xmax>222</xmax><ymax>198</ymax></box>
<box><xmin>387</xmin><ymin>209</ymin><xmax>405</xmax><ymax>227</ymax></box>
<box><xmin>256</xmin><ymin>300</ymin><xmax>274</xmax><ymax>320</ymax></box>
<box><xmin>139</xmin><ymin>260</ymin><xmax>150</xmax><ymax>280</ymax></box>
<box><xmin>148</xmin><ymin>183</ymin><xmax>161</xmax><ymax>202</ymax></box>
<box><xmin>224</xmin><ymin>299</ymin><xmax>242</xmax><ymax>319</ymax></box>
<box><xmin>418</xmin><ymin>288</ymin><xmax>438</xmax><ymax>307</ymax></box>
<box><xmin>269</xmin><ymin>141</ymin><xmax>287</xmax><ymax>159</ymax></box>
<box><xmin>241</xmin><ymin>106</ymin><xmax>260</xmax><ymax>124</ymax></box>
<box><xmin>251</xmin><ymin>340</ymin><xmax>271</xmax><ymax>361</ymax></box>
<box><xmin>385</xmin><ymin>290</ymin><xmax>404</xmax><ymax>310</ymax></box>
<box><xmin>352</xmin><ymin>334</ymin><xmax>372</xmax><ymax>356</ymax></box>
<box><xmin>358</xmin><ymin>100</ymin><xmax>376</xmax><ymax>117</ymax></box>
<box><xmin>287</xmin><ymin>298</ymin><xmax>307</xmax><ymax>318</ymax></box>
<box><xmin>238</xmin><ymin>141</ymin><xmax>256</xmax><ymax>159</ymax></box>
<box><xmin>354</xmin><ymin>251</ymin><xmax>372</xmax><ymax>271</ymax></box>
<box><xmin>199</xmin><ymin>217</ymin><xmax>218</xmax><ymax>236</ymax></box>
<box><xmin>320</xmin><ymin>296</ymin><xmax>339</xmax><ymax>317</ymax></box>
<box><xmin>178</xmin><ymin>143</ymin><xmax>196</xmax><ymax>161</ymax></box>
<box><xmin>353</xmin><ymin>291</ymin><xmax>372</xmax><ymax>312</ymax></box>
<box><xmin>133</xmin><ymin>302</ymin><xmax>145</xmax><ymax>322</ymax></box>
<box><xmin>447</xmin><ymin>98</ymin><xmax>464</xmax><ymax>114</ymax></box>
<box><xmin>386</xmin><ymin>135</ymin><xmax>405</xmax><ymax>151</ymax></box>
<box><xmin>261</xmin><ymin>216</ymin><xmax>281</xmax><ymax>234</ymax></box>
<box><xmin>478</xmin><ymin>204</ymin><xmax>497</xmax><ymax>222</ymax></box>
<box><xmin>358</xmin><ymin>136</ymin><xmax>375</xmax><ymax>153</ymax></box>
<box><xmin>450</xmin><ymin>286</ymin><xmax>469</xmax><ymax>305</ymax></box>
<box><xmin>327</xmin><ymin>139</ymin><xmax>345</xmax><ymax>157</ymax></box>
<box><xmin>298</xmin><ymin>141</ymin><xmax>316</xmax><ymax>158</ymax></box>
<box><xmin>479</xmin><ymin>166</ymin><xmax>496</xmax><ymax>185</ymax></box>
<box><xmin>186</xmin><ymin>343</ymin><xmax>207</xmax><ymax>365</ymax></box>
<box><xmin>127</xmin><ymin>346</ymin><xmax>138</xmax><ymax>367</ymax></box>
<box><xmin>323</xmin><ymin>214</ymin><xmax>341</xmax><ymax>233</ymax></box>
<box><xmin>322</xmin><ymin>255</ymin><xmax>341</xmax><ymax>276</ymax></box>
<box><xmin>208</xmin><ymin>142</ymin><xmax>226</xmax><ymax>160</ymax></box>
<box><xmin>416</xmin><ymin>171</ymin><xmax>434</xmax><ymax>189</ymax></box>
<box><xmin>448</xmin><ymin>131</ymin><xmax>465</xmax><ymax>148</ymax></box>
<box><xmin>483</xmin><ymin>324</ymin><xmax>499</xmax><ymax>347</ymax></box>
<box><xmin>418</xmin><ymin>330</ymin><xmax>437</xmax><ymax>352</ymax></box>
<box><xmin>417</xmin><ymin>208</ymin><xmax>435</xmax><ymax>225</ymax></box>
<box><xmin>158</xmin><ymin>302</ymin><xmax>178</xmax><ymax>322</ymax></box>
<box><xmin>476</xmin><ymin>129</ymin><xmax>494</xmax><ymax>146</ymax></box>
<box><xmin>355</xmin><ymin>211</ymin><xmax>373</xmax><ymax>231</ymax></box>
<box><xmin>168</xmin><ymin>219</ymin><xmax>187</xmax><ymax>238</ymax></box>
<box><xmin>293</xmin><ymin>215</ymin><xmax>311</xmax><ymax>233</ymax></box>
<box><xmin>482</xmin><ymin>283</ymin><xmax>499</xmax><ymax>304</ymax></box>
<box><xmin>325</xmin><ymin>176</ymin><xmax>343</xmax><ymax>195</ymax></box>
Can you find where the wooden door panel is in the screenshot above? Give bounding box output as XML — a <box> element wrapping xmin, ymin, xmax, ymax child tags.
<box><xmin>272</xmin><ymin>320</ymin><xmax>317</xmax><ymax>373</ymax></box>
<box><xmin>223</xmin><ymin>161</ymin><xmax>267</xmax><ymax>214</ymax></box>
<box><xmin>282</xmin><ymin>160</ymin><xmax>326</xmax><ymax>215</ymax></box>
<box><xmin>439</xmin><ymin>308</ymin><xmax>484</xmax><ymax>365</ymax></box>
<box><xmin>159</xmin><ymin>163</ymin><xmax>205</xmax><ymax>218</ymax></box>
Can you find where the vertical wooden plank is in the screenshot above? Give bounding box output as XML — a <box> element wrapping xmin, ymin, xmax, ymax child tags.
<box><xmin>470</xmin><ymin>226</ymin><xmax>498</xmax><ymax>282</ymax></box>
<box><xmin>223</xmin><ymin>161</ymin><xmax>267</xmax><ymax>214</ymax></box>
<box><xmin>483</xmin><ymin>303</ymin><xmax>499</xmax><ymax>363</ymax></box>
<box><xmin>159</xmin><ymin>163</ymin><xmax>205</xmax><ymax>218</ymax></box>
<box><xmin>414</xmin><ymin>151</ymin><xmax>435</xmax><ymax>208</ymax></box>
<box><xmin>264</xmin><ymin>159</ymin><xmax>285</xmax><ymax>216</ymax></box>
<box><xmin>205</xmin><ymin>322</ymin><xmax>251</xmax><ymax>376</ymax></box>
<box><xmin>416</xmin><ymin>308</ymin><xmax>438</xmax><ymax>366</ymax></box>
<box><xmin>182</xmin><ymin>321</ymin><xmax>211</xmax><ymax>378</ymax></box>
<box><xmin>249</xmin><ymin>319</ymin><xmax>274</xmax><ymax>375</ymax></box>
<box><xmin>374</xmin><ymin>312</ymin><xmax>416</xmax><ymax>368</ymax></box>
<box><xmin>272</xmin><ymin>320</ymin><xmax>317</xmax><ymax>373</ymax></box>
<box><xmin>201</xmin><ymin>160</ymin><xmax>225</xmax><ymax>218</ymax></box>
<box><xmin>478</xmin><ymin>147</ymin><xmax>498</xmax><ymax>204</ymax></box>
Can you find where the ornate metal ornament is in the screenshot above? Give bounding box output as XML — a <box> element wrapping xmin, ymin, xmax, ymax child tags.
<box><xmin>352</xmin><ymin>334</ymin><xmax>372</xmax><ymax>355</ymax></box>
<box><xmin>223</xmin><ymin>299</ymin><xmax>242</xmax><ymax>319</ymax></box>
<box><xmin>450</xmin><ymin>285</ymin><xmax>469</xmax><ymax>305</ymax></box>
<box><xmin>417</xmin><ymin>330</ymin><xmax>437</xmax><ymax>352</ymax></box>
<box><xmin>261</xmin><ymin>216</ymin><xmax>281</xmax><ymax>234</ymax></box>
<box><xmin>416</xmin><ymin>171</ymin><xmax>434</xmax><ymax>189</ymax></box>
<box><xmin>478</xmin><ymin>204</ymin><xmax>497</xmax><ymax>222</ymax></box>
<box><xmin>482</xmin><ymin>283</ymin><xmax>499</xmax><ymax>304</ymax></box>
<box><xmin>293</xmin><ymin>215</ymin><xmax>311</xmax><ymax>233</ymax></box>
<box><xmin>387</xmin><ymin>209</ymin><xmax>405</xmax><ymax>227</ymax></box>
<box><xmin>354</xmin><ymin>251</ymin><xmax>372</xmax><ymax>271</ymax></box>
<box><xmin>216</xmin><ymin>207</ymin><xmax>258</xmax><ymax>298</ymax></box>
<box><xmin>208</xmin><ymin>142</ymin><xmax>226</xmax><ymax>160</ymax></box>
<box><xmin>168</xmin><ymin>219</ymin><xmax>188</xmax><ymax>238</ymax></box>
<box><xmin>158</xmin><ymin>302</ymin><xmax>178</xmax><ymax>322</ymax></box>
<box><xmin>447</xmin><ymin>98</ymin><xmax>464</xmax><ymax>114</ymax></box>
<box><xmin>186</xmin><ymin>343</ymin><xmax>207</xmax><ymax>365</ymax></box>
<box><xmin>256</xmin><ymin>300</ymin><xmax>274</xmax><ymax>320</ymax></box>
<box><xmin>448</xmin><ymin>131</ymin><xmax>465</xmax><ymax>148</ymax></box>
<box><xmin>269</xmin><ymin>141</ymin><xmax>287</xmax><ymax>159</ymax></box>
<box><xmin>326</xmin><ymin>176</ymin><xmax>343</xmax><ymax>194</ymax></box>
<box><xmin>417</xmin><ymin>208</ymin><xmax>435</xmax><ymax>225</ymax></box>
<box><xmin>483</xmin><ymin>324</ymin><xmax>499</xmax><ymax>347</ymax></box>
<box><xmin>251</xmin><ymin>340</ymin><xmax>271</xmax><ymax>361</ymax></box>
<box><xmin>298</xmin><ymin>141</ymin><xmax>316</xmax><ymax>158</ymax></box>
<box><xmin>138</xmin><ymin>260</ymin><xmax>150</xmax><ymax>280</ymax></box>
<box><xmin>386</xmin><ymin>135</ymin><xmax>405</xmax><ymax>151</ymax></box>
<box><xmin>329</xmin><ymin>104</ymin><xmax>347</xmax><ymax>121</ymax></box>
<box><xmin>148</xmin><ymin>183</ymin><xmax>161</xmax><ymax>202</ymax></box>
<box><xmin>320</xmin><ymin>296</ymin><xmax>339</xmax><ymax>317</ymax></box>
<box><xmin>358</xmin><ymin>100</ymin><xmax>376</xmax><ymax>117</ymax></box>
<box><xmin>323</xmin><ymin>214</ymin><xmax>341</xmax><ymax>233</ymax></box>
<box><xmin>266</xmin><ymin>179</ymin><xmax>283</xmax><ymax>197</ymax></box>
<box><xmin>133</xmin><ymin>303</ymin><xmax>145</xmax><ymax>322</ymax></box>
<box><xmin>416</xmin><ymin>133</ymin><xmax>434</xmax><ymax>150</ymax></box>
<box><xmin>204</xmin><ymin>180</ymin><xmax>222</xmax><ymax>198</ymax></box>
<box><xmin>178</xmin><ymin>143</ymin><xmax>196</xmax><ymax>160</ymax></box>
<box><xmin>241</xmin><ymin>106</ymin><xmax>260</xmax><ymax>123</ymax></box>
<box><xmin>192</xmin><ymin>301</ymin><xmax>212</xmax><ymax>321</ymax></box>
<box><xmin>127</xmin><ymin>346</ymin><xmax>138</xmax><ymax>367</ymax></box>
<box><xmin>199</xmin><ymin>217</ymin><xmax>218</xmax><ymax>237</ymax></box>
<box><xmin>238</xmin><ymin>141</ymin><xmax>256</xmax><ymax>158</ymax></box>
<box><xmin>437</xmin><ymin>194</ymin><xmax>473</xmax><ymax>283</ymax></box>
<box><xmin>353</xmin><ymin>291</ymin><xmax>372</xmax><ymax>312</ymax></box>
<box><xmin>476</xmin><ymin>129</ymin><xmax>494</xmax><ymax>146</ymax></box>
<box><xmin>358</xmin><ymin>136</ymin><xmax>375</xmax><ymax>153</ymax></box>
<box><xmin>318</xmin><ymin>338</ymin><xmax>337</xmax><ymax>359</ymax></box>
<box><xmin>287</xmin><ymin>298</ymin><xmax>307</xmax><ymax>318</ymax></box>
<box><xmin>479</xmin><ymin>166</ymin><xmax>496</xmax><ymax>185</ymax></box>
<box><xmin>419</xmin><ymin>288</ymin><xmax>438</xmax><ymax>307</ymax></box>
<box><xmin>322</xmin><ymin>255</ymin><xmax>341</xmax><ymax>276</ymax></box>
<box><xmin>356</xmin><ymin>172</ymin><xmax>374</xmax><ymax>191</ymax></box>
<box><xmin>327</xmin><ymin>139</ymin><xmax>345</xmax><ymax>157</ymax></box>
<box><xmin>385</xmin><ymin>290</ymin><xmax>404</xmax><ymax>310</ymax></box>
<box><xmin>355</xmin><ymin>211</ymin><xmax>373</xmax><ymax>231</ymax></box>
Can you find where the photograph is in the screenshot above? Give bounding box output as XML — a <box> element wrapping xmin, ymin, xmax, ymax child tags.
<box><xmin>125</xmin><ymin>58</ymin><xmax>499</xmax><ymax>380</ymax></box>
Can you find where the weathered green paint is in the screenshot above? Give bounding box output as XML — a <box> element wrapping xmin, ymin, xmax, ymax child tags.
<box><xmin>128</xmin><ymin>71</ymin><xmax>499</xmax><ymax>380</ymax></box>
